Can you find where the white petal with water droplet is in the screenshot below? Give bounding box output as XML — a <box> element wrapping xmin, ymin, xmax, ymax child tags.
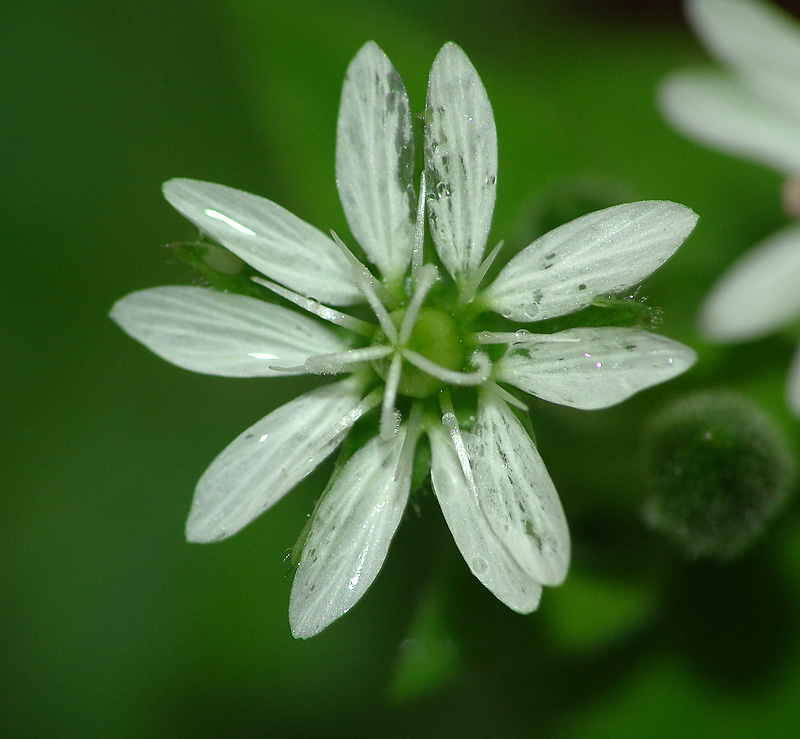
<box><xmin>465</xmin><ymin>393</ymin><xmax>570</xmax><ymax>587</ymax></box>
<box><xmin>483</xmin><ymin>201</ymin><xmax>697</xmax><ymax>322</ymax></box>
<box><xmin>109</xmin><ymin>286</ymin><xmax>346</xmax><ymax>376</ymax></box>
<box><xmin>429</xmin><ymin>424</ymin><xmax>542</xmax><ymax>613</ymax></box>
<box><xmin>186</xmin><ymin>379</ymin><xmax>365</xmax><ymax>543</ymax></box>
<box><xmin>163</xmin><ymin>179</ymin><xmax>360</xmax><ymax>305</ymax></box>
<box><xmin>289</xmin><ymin>429</ymin><xmax>412</xmax><ymax>638</ymax></box>
<box><xmin>497</xmin><ymin>327</ymin><xmax>697</xmax><ymax>410</ymax></box>
<box><xmin>424</xmin><ymin>42</ymin><xmax>497</xmax><ymax>282</ymax></box>
<box><xmin>336</xmin><ymin>42</ymin><xmax>415</xmax><ymax>280</ymax></box>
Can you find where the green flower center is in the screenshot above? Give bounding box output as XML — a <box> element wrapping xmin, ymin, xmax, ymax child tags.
<box><xmin>372</xmin><ymin>307</ymin><xmax>466</xmax><ymax>398</ymax></box>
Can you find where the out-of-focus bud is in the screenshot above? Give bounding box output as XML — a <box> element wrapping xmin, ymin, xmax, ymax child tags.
<box><xmin>643</xmin><ymin>391</ymin><xmax>796</xmax><ymax>560</ymax></box>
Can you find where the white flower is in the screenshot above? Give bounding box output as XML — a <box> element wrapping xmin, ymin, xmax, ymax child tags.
<box><xmin>111</xmin><ymin>42</ymin><xmax>698</xmax><ymax>638</ymax></box>
<box><xmin>659</xmin><ymin>0</ymin><xmax>800</xmax><ymax>416</ymax></box>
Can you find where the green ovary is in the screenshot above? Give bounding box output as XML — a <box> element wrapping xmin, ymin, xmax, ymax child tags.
<box><xmin>372</xmin><ymin>307</ymin><xmax>466</xmax><ymax>399</ymax></box>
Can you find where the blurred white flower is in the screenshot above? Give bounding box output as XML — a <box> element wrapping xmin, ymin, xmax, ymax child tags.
<box><xmin>659</xmin><ymin>0</ymin><xmax>800</xmax><ymax>416</ymax></box>
<box><xmin>112</xmin><ymin>42</ymin><xmax>697</xmax><ymax>638</ymax></box>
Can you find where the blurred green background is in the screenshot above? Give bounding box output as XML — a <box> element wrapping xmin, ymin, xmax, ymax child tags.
<box><xmin>4</xmin><ymin>0</ymin><xmax>800</xmax><ymax>736</ymax></box>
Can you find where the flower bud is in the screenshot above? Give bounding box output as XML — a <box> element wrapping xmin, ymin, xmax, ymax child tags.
<box><xmin>643</xmin><ymin>391</ymin><xmax>796</xmax><ymax>560</ymax></box>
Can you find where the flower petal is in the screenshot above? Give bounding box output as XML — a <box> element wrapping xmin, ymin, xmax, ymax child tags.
<box><xmin>465</xmin><ymin>393</ymin><xmax>570</xmax><ymax>587</ymax></box>
<box><xmin>483</xmin><ymin>201</ymin><xmax>697</xmax><ymax>322</ymax></box>
<box><xmin>699</xmin><ymin>222</ymin><xmax>800</xmax><ymax>341</ymax></box>
<box><xmin>162</xmin><ymin>179</ymin><xmax>360</xmax><ymax>305</ymax></box>
<box><xmin>496</xmin><ymin>327</ymin><xmax>697</xmax><ymax>410</ymax></box>
<box><xmin>685</xmin><ymin>0</ymin><xmax>800</xmax><ymax>126</ymax></box>
<box><xmin>289</xmin><ymin>429</ymin><xmax>412</xmax><ymax>638</ymax></box>
<box><xmin>424</xmin><ymin>42</ymin><xmax>497</xmax><ymax>283</ymax></box>
<box><xmin>687</xmin><ymin>0</ymin><xmax>800</xmax><ymax>82</ymax></box>
<box><xmin>186</xmin><ymin>379</ymin><xmax>365</xmax><ymax>543</ymax></box>
<box><xmin>336</xmin><ymin>42</ymin><xmax>416</xmax><ymax>281</ymax></box>
<box><xmin>659</xmin><ymin>70</ymin><xmax>800</xmax><ymax>175</ymax></box>
<box><xmin>428</xmin><ymin>424</ymin><xmax>542</xmax><ymax>613</ymax></box>
<box><xmin>787</xmin><ymin>342</ymin><xmax>800</xmax><ymax>418</ymax></box>
<box><xmin>109</xmin><ymin>286</ymin><xmax>346</xmax><ymax>376</ymax></box>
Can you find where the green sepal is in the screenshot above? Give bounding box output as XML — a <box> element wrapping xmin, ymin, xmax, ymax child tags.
<box><xmin>171</xmin><ymin>239</ymin><xmax>271</xmax><ymax>301</ymax></box>
<box><xmin>410</xmin><ymin>435</ymin><xmax>432</xmax><ymax>495</ymax></box>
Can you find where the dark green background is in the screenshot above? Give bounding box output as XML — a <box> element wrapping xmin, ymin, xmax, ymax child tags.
<box><xmin>4</xmin><ymin>1</ymin><xmax>800</xmax><ymax>736</ymax></box>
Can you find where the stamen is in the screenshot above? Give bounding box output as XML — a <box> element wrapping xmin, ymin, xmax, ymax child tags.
<box><xmin>403</xmin><ymin>349</ymin><xmax>492</xmax><ymax>387</ymax></box>
<box><xmin>411</xmin><ymin>171</ymin><xmax>427</xmax><ymax>285</ymax></box>
<box><xmin>315</xmin><ymin>385</ymin><xmax>383</xmax><ymax>449</ymax></box>
<box><xmin>252</xmin><ymin>277</ymin><xmax>375</xmax><ymax>337</ymax></box>
<box><xmin>272</xmin><ymin>345</ymin><xmax>392</xmax><ymax>375</ymax></box>
<box><xmin>329</xmin><ymin>231</ymin><xmax>398</xmax><ymax>344</ymax></box>
<box><xmin>439</xmin><ymin>391</ymin><xmax>476</xmax><ymax>496</ymax></box>
<box><xmin>484</xmin><ymin>381</ymin><xmax>529</xmax><ymax>412</ymax></box>
<box><xmin>394</xmin><ymin>402</ymin><xmax>424</xmax><ymax>485</ymax></box>
<box><xmin>398</xmin><ymin>264</ymin><xmax>438</xmax><ymax>345</ymax></box>
<box><xmin>475</xmin><ymin>330</ymin><xmax>581</xmax><ymax>345</ymax></box>
<box><xmin>460</xmin><ymin>239</ymin><xmax>504</xmax><ymax>306</ymax></box>
<box><xmin>330</xmin><ymin>230</ymin><xmax>396</xmax><ymax>308</ymax></box>
<box><xmin>355</xmin><ymin>265</ymin><xmax>399</xmax><ymax>344</ymax></box>
<box><xmin>380</xmin><ymin>352</ymin><xmax>403</xmax><ymax>440</ymax></box>
<box><xmin>329</xmin><ymin>229</ymin><xmax>365</xmax><ymax>268</ymax></box>
<box><xmin>263</xmin><ymin>363</ymin><xmax>309</xmax><ymax>374</ymax></box>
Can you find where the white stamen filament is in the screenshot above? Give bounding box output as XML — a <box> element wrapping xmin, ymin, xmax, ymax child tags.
<box><xmin>299</xmin><ymin>345</ymin><xmax>393</xmax><ymax>375</ymax></box>
<box><xmin>399</xmin><ymin>264</ymin><xmax>438</xmax><ymax>345</ymax></box>
<box><xmin>460</xmin><ymin>239</ymin><xmax>504</xmax><ymax>306</ymax></box>
<box><xmin>318</xmin><ymin>385</ymin><xmax>383</xmax><ymax>448</ymax></box>
<box><xmin>475</xmin><ymin>331</ymin><xmax>580</xmax><ymax>345</ymax></box>
<box><xmin>484</xmin><ymin>381</ymin><xmax>529</xmax><ymax>412</ymax></box>
<box><xmin>403</xmin><ymin>349</ymin><xmax>492</xmax><ymax>387</ymax></box>
<box><xmin>411</xmin><ymin>171</ymin><xmax>427</xmax><ymax>285</ymax></box>
<box><xmin>380</xmin><ymin>352</ymin><xmax>403</xmax><ymax>440</ymax></box>
<box><xmin>330</xmin><ymin>230</ymin><xmax>396</xmax><ymax>308</ymax></box>
<box><xmin>252</xmin><ymin>277</ymin><xmax>375</xmax><ymax>338</ymax></box>
<box><xmin>352</xmin><ymin>264</ymin><xmax>399</xmax><ymax>344</ymax></box>
<box><xmin>439</xmin><ymin>391</ymin><xmax>476</xmax><ymax>497</ymax></box>
<box><xmin>394</xmin><ymin>402</ymin><xmax>424</xmax><ymax>485</ymax></box>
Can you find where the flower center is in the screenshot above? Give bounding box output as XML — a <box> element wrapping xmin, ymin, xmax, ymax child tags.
<box><xmin>372</xmin><ymin>307</ymin><xmax>466</xmax><ymax>398</ymax></box>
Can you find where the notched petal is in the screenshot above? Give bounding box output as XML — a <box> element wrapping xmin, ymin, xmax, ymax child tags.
<box><xmin>424</xmin><ymin>42</ymin><xmax>497</xmax><ymax>282</ymax></box>
<box><xmin>336</xmin><ymin>42</ymin><xmax>416</xmax><ymax>280</ymax></box>
<box><xmin>429</xmin><ymin>425</ymin><xmax>542</xmax><ymax>613</ymax></box>
<box><xmin>186</xmin><ymin>379</ymin><xmax>365</xmax><ymax>543</ymax></box>
<box><xmin>289</xmin><ymin>429</ymin><xmax>413</xmax><ymax>638</ymax></box>
<box><xmin>497</xmin><ymin>327</ymin><xmax>697</xmax><ymax>410</ymax></box>
<box><xmin>484</xmin><ymin>201</ymin><xmax>698</xmax><ymax>322</ymax></box>
<box><xmin>109</xmin><ymin>285</ymin><xmax>346</xmax><ymax>377</ymax></box>
<box><xmin>465</xmin><ymin>393</ymin><xmax>570</xmax><ymax>587</ymax></box>
<box><xmin>163</xmin><ymin>179</ymin><xmax>360</xmax><ymax>305</ymax></box>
